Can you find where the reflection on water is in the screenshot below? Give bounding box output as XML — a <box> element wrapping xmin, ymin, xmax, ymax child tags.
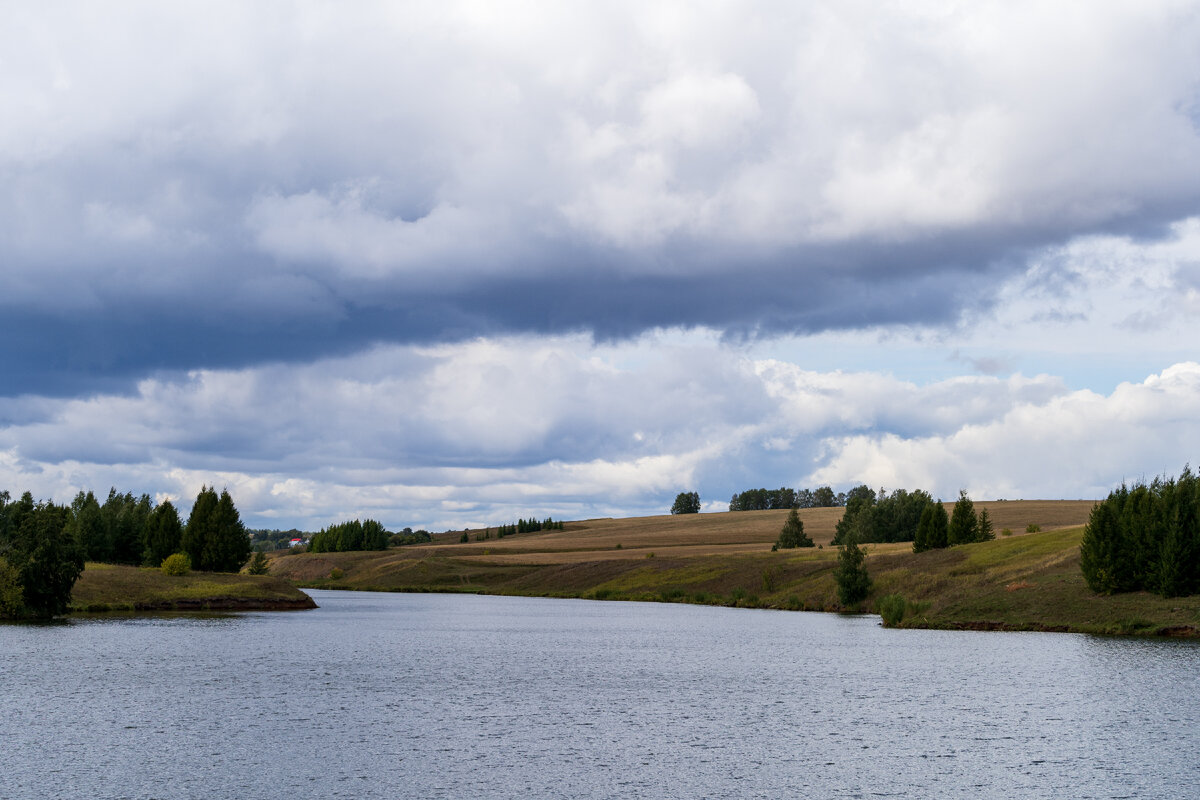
<box><xmin>3</xmin><ymin>590</ymin><xmax>1197</xmax><ymax>799</ymax></box>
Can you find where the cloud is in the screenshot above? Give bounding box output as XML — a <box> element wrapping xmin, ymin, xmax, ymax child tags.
<box><xmin>7</xmin><ymin>335</ymin><xmax>1191</xmax><ymax>529</ymax></box>
<box><xmin>4</xmin><ymin>2</ymin><xmax>1200</xmax><ymax>394</ymax></box>
<box><xmin>810</xmin><ymin>362</ymin><xmax>1200</xmax><ymax>500</ymax></box>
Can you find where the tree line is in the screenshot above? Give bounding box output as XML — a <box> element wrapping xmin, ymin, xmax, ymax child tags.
<box><xmin>0</xmin><ymin>484</ymin><xmax>250</xmax><ymax>619</ymax></box>
<box><xmin>1081</xmin><ymin>467</ymin><xmax>1200</xmax><ymax>598</ymax></box>
<box><xmin>827</xmin><ymin>486</ymin><xmax>993</xmax><ymax>550</ymax></box>
<box><xmin>307</xmin><ymin>519</ymin><xmax>390</xmax><ymax>553</ymax></box>
<box><xmin>729</xmin><ymin>486</ymin><xmax>846</xmax><ymax>511</ymax></box>
<box><xmin>496</xmin><ymin>517</ymin><xmax>564</xmax><ymax>537</ymax></box>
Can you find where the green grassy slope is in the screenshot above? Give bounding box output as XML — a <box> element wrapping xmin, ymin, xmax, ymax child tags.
<box><xmin>269</xmin><ymin>519</ymin><xmax>1200</xmax><ymax>636</ymax></box>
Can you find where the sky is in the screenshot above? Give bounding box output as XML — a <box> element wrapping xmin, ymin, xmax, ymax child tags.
<box><xmin>4</xmin><ymin>1</ymin><xmax>1200</xmax><ymax>531</ymax></box>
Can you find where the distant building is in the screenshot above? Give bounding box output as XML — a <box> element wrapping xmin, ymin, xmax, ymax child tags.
<box><xmin>289</xmin><ymin>538</ymin><xmax>304</xmax><ymax>548</ymax></box>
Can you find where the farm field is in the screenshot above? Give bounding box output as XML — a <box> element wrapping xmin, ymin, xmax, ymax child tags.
<box><xmin>262</xmin><ymin>499</ymin><xmax>1200</xmax><ymax>637</ymax></box>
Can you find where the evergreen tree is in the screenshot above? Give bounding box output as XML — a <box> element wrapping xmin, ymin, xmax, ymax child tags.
<box><xmin>977</xmin><ymin>508</ymin><xmax>995</xmax><ymax>542</ymax></box>
<box><xmin>200</xmin><ymin>489</ymin><xmax>251</xmax><ymax>572</ymax></box>
<box><xmin>1081</xmin><ymin>485</ymin><xmax>1135</xmax><ymax>594</ymax></box>
<box><xmin>8</xmin><ymin>501</ymin><xmax>83</xmax><ymax>618</ymax></box>
<box><xmin>1080</xmin><ymin>469</ymin><xmax>1200</xmax><ymax>598</ymax></box>
<box><xmin>948</xmin><ymin>490</ymin><xmax>978</xmax><ymax>546</ymax></box>
<box><xmin>142</xmin><ymin>500</ymin><xmax>183</xmax><ymax>567</ymax></box>
<box><xmin>246</xmin><ymin>550</ymin><xmax>270</xmax><ymax>575</ymax></box>
<box><xmin>182</xmin><ymin>485</ymin><xmax>218</xmax><ymax>569</ymax></box>
<box><xmin>1155</xmin><ymin>468</ymin><xmax>1199</xmax><ymax>598</ymax></box>
<box><xmin>913</xmin><ymin>504</ymin><xmax>934</xmax><ymax>553</ymax></box>
<box><xmin>927</xmin><ymin>501</ymin><xmax>949</xmax><ymax>549</ymax></box>
<box><xmin>775</xmin><ymin>507</ymin><xmax>813</xmax><ymax>549</ymax></box>
<box><xmin>362</xmin><ymin>519</ymin><xmax>389</xmax><ymax>550</ymax></box>
<box><xmin>833</xmin><ymin>529</ymin><xmax>871</xmax><ymax>607</ymax></box>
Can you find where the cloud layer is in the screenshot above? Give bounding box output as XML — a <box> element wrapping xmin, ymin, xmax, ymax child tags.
<box><xmin>6</xmin><ymin>3</ymin><xmax>1200</xmax><ymax>528</ymax></box>
<box><xmin>2</xmin><ymin>326</ymin><xmax>1195</xmax><ymax>529</ymax></box>
<box><xmin>6</xmin><ymin>2</ymin><xmax>1200</xmax><ymax>395</ymax></box>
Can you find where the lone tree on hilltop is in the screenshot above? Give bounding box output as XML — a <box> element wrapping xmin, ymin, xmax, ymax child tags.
<box><xmin>775</xmin><ymin>507</ymin><xmax>814</xmax><ymax>549</ymax></box>
<box><xmin>671</xmin><ymin>491</ymin><xmax>701</xmax><ymax>514</ymax></box>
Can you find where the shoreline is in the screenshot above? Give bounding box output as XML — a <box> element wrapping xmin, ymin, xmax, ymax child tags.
<box><xmin>267</xmin><ymin>505</ymin><xmax>1200</xmax><ymax>639</ymax></box>
<box><xmin>67</xmin><ymin>562</ymin><xmax>318</xmax><ymax>615</ymax></box>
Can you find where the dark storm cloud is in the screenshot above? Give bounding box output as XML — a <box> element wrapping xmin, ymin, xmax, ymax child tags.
<box><xmin>6</xmin><ymin>2</ymin><xmax>1200</xmax><ymax>397</ymax></box>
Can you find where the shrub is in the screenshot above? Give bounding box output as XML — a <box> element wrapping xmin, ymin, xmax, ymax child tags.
<box><xmin>246</xmin><ymin>551</ymin><xmax>270</xmax><ymax>575</ymax></box>
<box><xmin>761</xmin><ymin>567</ymin><xmax>778</xmax><ymax>593</ymax></box>
<box><xmin>459</xmin><ymin>531</ymin><xmax>469</xmax><ymax>543</ymax></box>
<box><xmin>1026</xmin><ymin>523</ymin><xmax>1041</xmax><ymax>533</ymax></box>
<box><xmin>878</xmin><ymin>594</ymin><xmax>907</xmax><ymax>627</ymax></box>
<box><xmin>645</xmin><ymin>552</ymin><xmax>655</xmax><ymax>559</ymax></box>
<box><xmin>1001</xmin><ymin>527</ymin><xmax>1013</xmax><ymax>537</ymax></box>
<box><xmin>329</xmin><ymin>567</ymin><xmax>344</xmax><ymax>580</ymax></box>
<box><xmin>161</xmin><ymin>553</ymin><xmax>191</xmax><ymax>576</ymax></box>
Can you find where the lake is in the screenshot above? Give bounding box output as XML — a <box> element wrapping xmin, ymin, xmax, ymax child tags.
<box><xmin>3</xmin><ymin>590</ymin><xmax>1198</xmax><ymax>799</ymax></box>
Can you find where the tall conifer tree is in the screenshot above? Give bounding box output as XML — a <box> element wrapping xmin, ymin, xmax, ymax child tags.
<box><xmin>948</xmin><ymin>491</ymin><xmax>978</xmax><ymax>546</ymax></box>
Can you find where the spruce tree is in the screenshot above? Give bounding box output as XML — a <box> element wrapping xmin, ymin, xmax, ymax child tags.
<box><xmin>977</xmin><ymin>508</ymin><xmax>994</xmax><ymax>542</ymax></box>
<box><xmin>182</xmin><ymin>485</ymin><xmax>218</xmax><ymax>569</ymax></box>
<box><xmin>927</xmin><ymin>501</ymin><xmax>949</xmax><ymax>549</ymax></box>
<box><xmin>833</xmin><ymin>529</ymin><xmax>871</xmax><ymax>607</ymax></box>
<box><xmin>1156</xmin><ymin>468</ymin><xmax>1199</xmax><ymax>598</ymax></box>
<box><xmin>775</xmin><ymin>508</ymin><xmax>813</xmax><ymax>549</ymax></box>
<box><xmin>913</xmin><ymin>504</ymin><xmax>933</xmax><ymax>553</ymax></box>
<box><xmin>201</xmin><ymin>489</ymin><xmax>250</xmax><ymax>572</ymax></box>
<box><xmin>247</xmin><ymin>550</ymin><xmax>270</xmax><ymax>575</ymax></box>
<box><xmin>142</xmin><ymin>500</ymin><xmax>183</xmax><ymax>567</ymax></box>
<box><xmin>948</xmin><ymin>490</ymin><xmax>978</xmax><ymax>546</ymax></box>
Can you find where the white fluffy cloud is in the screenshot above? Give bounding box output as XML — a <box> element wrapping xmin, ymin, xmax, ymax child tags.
<box><xmin>4</xmin><ymin>2</ymin><xmax>1200</xmax><ymax>527</ymax></box>
<box><xmin>2</xmin><ymin>327</ymin><xmax>1194</xmax><ymax>528</ymax></box>
<box><xmin>811</xmin><ymin>363</ymin><xmax>1200</xmax><ymax>500</ymax></box>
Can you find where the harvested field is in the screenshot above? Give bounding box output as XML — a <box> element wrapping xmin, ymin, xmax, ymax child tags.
<box><xmin>414</xmin><ymin>500</ymin><xmax>1095</xmax><ymax>565</ymax></box>
<box><xmin>265</xmin><ymin>499</ymin><xmax>1200</xmax><ymax>638</ymax></box>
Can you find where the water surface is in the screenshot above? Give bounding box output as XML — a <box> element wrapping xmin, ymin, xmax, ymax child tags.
<box><xmin>3</xmin><ymin>591</ymin><xmax>1197</xmax><ymax>798</ymax></box>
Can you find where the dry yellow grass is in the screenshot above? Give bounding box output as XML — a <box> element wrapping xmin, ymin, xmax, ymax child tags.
<box><xmin>266</xmin><ymin>501</ymin><xmax>1200</xmax><ymax>637</ymax></box>
<box><xmin>414</xmin><ymin>500</ymin><xmax>1095</xmax><ymax>566</ymax></box>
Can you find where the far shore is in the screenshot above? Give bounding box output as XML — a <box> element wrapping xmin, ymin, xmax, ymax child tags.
<box><xmin>263</xmin><ymin>500</ymin><xmax>1200</xmax><ymax>638</ymax></box>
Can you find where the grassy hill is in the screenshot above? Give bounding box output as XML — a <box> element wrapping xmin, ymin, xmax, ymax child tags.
<box><xmin>265</xmin><ymin>500</ymin><xmax>1199</xmax><ymax>636</ymax></box>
